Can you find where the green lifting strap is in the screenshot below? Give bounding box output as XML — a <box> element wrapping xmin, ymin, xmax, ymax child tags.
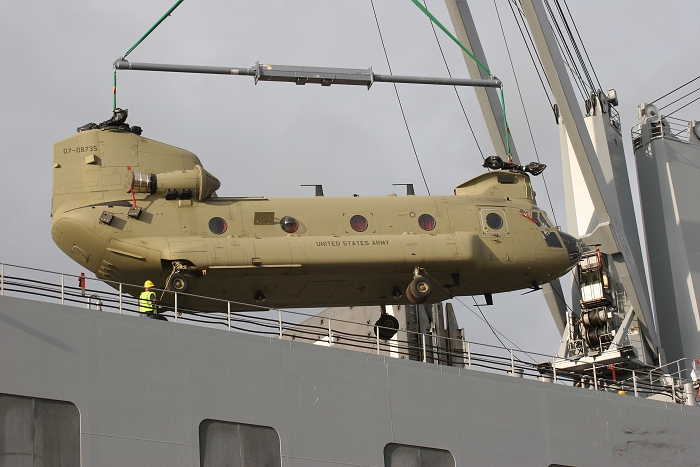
<box><xmin>113</xmin><ymin>0</ymin><xmax>186</xmax><ymax>110</ymax></box>
<box><xmin>409</xmin><ymin>0</ymin><xmax>490</xmax><ymax>76</ymax></box>
<box><xmin>113</xmin><ymin>69</ymin><xmax>117</xmax><ymax>111</ymax></box>
<box><xmin>123</xmin><ymin>0</ymin><xmax>186</xmax><ymax>59</ymax></box>
<box><xmin>408</xmin><ymin>0</ymin><xmax>512</xmax><ymax>157</ymax></box>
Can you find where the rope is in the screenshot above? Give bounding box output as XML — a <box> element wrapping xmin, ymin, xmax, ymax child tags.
<box><xmin>112</xmin><ymin>70</ymin><xmax>117</xmax><ymax>111</ymax></box>
<box><xmin>113</xmin><ymin>0</ymin><xmax>186</xmax><ymax>110</ymax></box>
<box><xmin>651</xmin><ymin>74</ymin><xmax>700</xmax><ymax>105</ymax></box>
<box><xmin>658</xmin><ymin>86</ymin><xmax>700</xmax><ymax>111</ymax></box>
<box><xmin>371</xmin><ymin>0</ymin><xmax>430</xmax><ymax>195</ymax></box>
<box><xmin>422</xmin><ymin>0</ymin><xmax>485</xmax><ymax>160</ymax></box>
<box><xmin>409</xmin><ymin>0</ymin><xmax>490</xmax><ymax>75</ymax></box>
<box><xmin>506</xmin><ymin>0</ymin><xmax>553</xmax><ymax>108</ymax></box>
<box><xmin>408</xmin><ymin>0</ymin><xmax>512</xmax><ymax>157</ymax></box>
<box><xmin>122</xmin><ymin>0</ymin><xmax>186</xmax><ymax>59</ymax></box>
<box><xmin>417</xmin><ymin>268</ymin><xmax>533</xmax><ymax>361</ymax></box>
<box><xmin>495</xmin><ymin>0</ymin><xmax>558</xmax><ymax>224</ymax></box>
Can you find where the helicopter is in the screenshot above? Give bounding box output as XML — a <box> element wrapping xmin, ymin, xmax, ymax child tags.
<box><xmin>51</xmin><ymin>109</ymin><xmax>581</xmax><ymax>312</ymax></box>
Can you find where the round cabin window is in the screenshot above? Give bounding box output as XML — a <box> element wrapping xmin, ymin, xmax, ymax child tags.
<box><xmin>485</xmin><ymin>212</ymin><xmax>503</xmax><ymax>230</ymax></box>
<box><xmin>280</xmin><ymin>216</ymin><xmax>299</xmax><ymax>234</ymax></box>
<box><xmin>350</xmin><ymin>215</ymin><xmax>368</xmax><ymax>232</ymax></box>
<box><xmin>208</xmin><ymin>217</ymin><xmax>228</xmax><ymax>235</ymax></box>
<box><xmin>418</xmin><ymin>214</ymin><xmax>436</xmax><ymax>231</ymax></box>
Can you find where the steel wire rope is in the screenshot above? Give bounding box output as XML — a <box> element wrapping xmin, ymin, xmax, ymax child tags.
<box><xmin>421</xmin><ymin>0</ymin><xmax>485</xmax><ymax>160</ymax></box>
<box><xmin>416</xmin><ymin>268</ymin><xmax>536</xmax><ymax>363</ymax></box>
<box><xmin>506</xmin><ymin>0</ymin><xmax>553</xmax><ymax>109</ymax></box>
<box><xmin>658</xmin><ymin>86</ymin><xmax>700</xmax><ymax>111</ymax></box>
<box><xmin>560</xmin><ymin>0</ymin><xmax>602</xmax><ymax>91</ymax></box>
<box><xmin>650</xmin><ymin>75</ymin><xmax>700</xmax><ymax>105</ymax></box>
<box><xmin>407</xmin><ymin>0</ymin><xmax>514</xmax><ymax>157</ymax></box>
<box><xmin>542</xmin><ymin>0</ymin><xmax>590</xmax><ymax>101</ymax></box>
<box><xmin>370</xmin><ymin>0</ymin><xmax>431</xmax><ymax>195</ymax></box>
<box><xmin>552</xmin><ymin>0</ymin><xmax>595</xmax><ymax>92</ymax></box>
<box><xmin>493</xmin><ymin>0</ymin><xmax>558</xmax><ymax>225</ymax></box>
<box><xmin>511</xmin><ymin>0</ymin><xmax>586</xmax><ymax>107</ymax></box>
<box><xmin>471</xmin><ymin>296</ymin><xmax>536</xmax><ymax>364</ymax></box>
<box><xmin>543</xmin><ymin>0</ymin><xmax>589</xmax><ymax>97</ymax></box>
<box><xmin>663</xmin><ymin>94</ymin><xmax>700</xmax><ymax>119</ymax></box>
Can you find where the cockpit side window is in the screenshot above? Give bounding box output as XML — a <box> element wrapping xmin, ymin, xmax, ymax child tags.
<box><xmin>532</xmin><ymin>210</ymin><xmax>552</xmax><ymax>228</ymax></box>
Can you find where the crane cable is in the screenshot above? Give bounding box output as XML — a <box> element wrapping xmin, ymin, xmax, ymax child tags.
<box><xmin>408</xmin><ymin>0</ymin><xmax>512</xmax><ymax>158</ymax></box>
<box><xmin>113</xmin><ymin>0</ymin><xmax>186</xmax><ymax>110</ymax></box>
<box><xmin>494</xmin><ymin>0</ymin><xmax>558</xmax><ymax>226</ymax></box>
<box><xmin>371</xmin><ymin>0</ymin><xmax>431</xmax><ymax>195</ymax></box>
<box><xmin>422</xmin><ymin>0</ymin><xmax>485</xmax><ymax>160</ymax></box>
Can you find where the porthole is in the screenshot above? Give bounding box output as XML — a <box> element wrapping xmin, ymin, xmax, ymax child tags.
<box><xmin>208</xmin><ymin>217</ymin><xmax>227</xmax><ymax>235</ymax></box>
<box><xmin>418</xmin><ymin>214</ymin><xmax>436</xmax><ymax>231</ymax></box>
<box><xmin>350</xmin><ymin>215</ymin><xmax>368</xmax><ymax>232</ymax></box>
<box><xmin>485</xmin><ymin>212</ymin><xmax>503</xmax><ymax>230</ymax></box>
<box><xmin>280</xmin><ymin>216</ymin><xmax>299</xmax><ymax>234</ymax></box>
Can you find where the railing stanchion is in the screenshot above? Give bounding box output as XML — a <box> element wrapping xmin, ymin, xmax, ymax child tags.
<box><xmin>278</xmin><ymin>310</ymin><xmax>283</xmax><ymax>338</ymax></box>
<box><xmin>61</xmin><ymin>274</ymin><xmax>65</xmax><ymax>305</ymax></box>
<box><xmin>174</xmin><ymin>292</ymin><xmax>178</xmax><ymax>322</ymax></box>
<box><xmin>422</xmin><ymin>333</ymin><xmax>427</xmax><ymax>363</ymax></box>
<box><xmin>118</xmin><ymin>283</ymin><xmax>123</xmax><ymax>314</ymax></box>
<box><xmin>672</xmin><ymin>376</ymin><xmax>677</xmax><ymax>403</ymax></box>
<box><xmin>467</xmin><ymin>342</ymin><xmax>471</xmax><ymax>369</ymax></box>
<box><xmin>633</xmin><ymin>370</ymin><xmax>638</xmax><ymax>397</ymax></box>
<box><xmin>227</xmin><ymin>302</ymin><xmax>231</xmax><ymax>331</ymax></box>
<box><xmin>552</xmin><ymin>357</ymin><xmax>557</xmax><ymax>384</ymax></box>
<box><xmin>328</xmin><ymin>318</ymin><xmax>333</xmax><ymax>347</ymax></box>
<box><xmin>376</xmin><ymin>328</ymin><xmax>380</xmax><ymax>355</ymax></box>
<box><xmin>593</xmin><ymin>363</ymin><xmax>598</xmax><ymax>390</ymax></box>
<box><xmin>510</xmin><ymin>349</ymin><xmax>515</xmax><ymax>374</ymax></box>
<box><xmin>0</xmin><ymin>263</ymin><xmax>4</xmax><ymax>296</ymax></box>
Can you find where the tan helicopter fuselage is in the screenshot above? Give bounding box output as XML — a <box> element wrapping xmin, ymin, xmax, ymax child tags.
<box><xmin>51</xmin><ymin>129</ymin><xmax>579</xmax><ymax>311</ymax></box>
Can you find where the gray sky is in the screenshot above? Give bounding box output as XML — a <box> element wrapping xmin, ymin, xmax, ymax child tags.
<box><xmin>1</xmin><ymin>0</ymin><xmax>698</xmax><ymax>356</ymax></box>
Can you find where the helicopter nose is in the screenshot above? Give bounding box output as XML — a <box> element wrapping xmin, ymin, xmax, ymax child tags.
<box><xmin>559</xmin><ymin>231</ymin><xmax>583</xmax><ymax>271</ymax></box>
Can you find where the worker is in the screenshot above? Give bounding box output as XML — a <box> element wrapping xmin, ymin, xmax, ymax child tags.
<box><xmin>139</xmin><ymin>280</ymin><xmax>161</xmax><ymax>319</ymax></box>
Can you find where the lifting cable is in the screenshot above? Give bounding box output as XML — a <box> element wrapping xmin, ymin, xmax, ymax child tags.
<box><xmin>408</xmin><ymin>0</ymin><xmax>512</xmax><ymax>159</ymax></box>
<box><xmin>411</xmin><ymin>0</ymin><xmax>527</xmax><ymax>352</ymax></box>
<box><xmin>542</xmin><ymin>0</ymin><xmax>588</xmax><ymax>101</ymax></box>
<box><xmin>419</xmin><ymin>268</ymin><xmax>535</xmax><ymax>361</ymax></box>
<box><xmin>112</xmin><ymin>0</ymin><xmax>186</xmax><ymax>110</ymax></box>
<box><xmin>494</xmin><ymin>0</ymin><xmax>558</xmax><ymax>225</ymax></box>
<box><xmin>506</xmin><ymin>0</ymin><xmax>553</xmax><ymax>108</ymax></box>
<box><xmin>559</xmin><ymin>0</ymin><xmax>602</xmax><ymax>91</ymax></box>
<box><xmin>371</xmin><ymin>0</ymin><xmax>431</xmax><ymax>195</ymax></box>
<box><xmin>551</xmin><ymin>0</ymin><xmax>595</xmax><ymax>92</ymax></box>
<box><xmin>421</xmin><ymin>0</ymin><xmax>485</xmax><ymax>160</ymax></box>
<box><xmin>651</xmin><ymin>75</ymin><xmax>700</xmax><ymax>106</ymax></box>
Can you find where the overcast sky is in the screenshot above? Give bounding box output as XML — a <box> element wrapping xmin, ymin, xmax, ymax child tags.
<box><xmin>1</xmin><ymin>0</ymin><xmax>698</xmax><ymax>356</ymax></box>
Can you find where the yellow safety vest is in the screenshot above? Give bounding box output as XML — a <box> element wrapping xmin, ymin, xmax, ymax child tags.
<box><xmin>139</xmin><ymin>290</ymin><xmax>157</xmax><ymax>314</ymax></box>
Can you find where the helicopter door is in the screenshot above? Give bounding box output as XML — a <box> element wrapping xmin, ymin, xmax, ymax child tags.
<box><xmin>478</xmin><ymin>208</ymin><xmax>515</xmax><ymax>264</ymax></box>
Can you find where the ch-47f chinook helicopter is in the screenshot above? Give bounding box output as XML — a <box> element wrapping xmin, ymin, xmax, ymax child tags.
<box><xmin>51</xmin><ymin>109</ymin><xmax>581</xmax><ymax>313</ymax></box>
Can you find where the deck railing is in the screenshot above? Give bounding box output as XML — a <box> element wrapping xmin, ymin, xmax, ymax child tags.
<box><xmin>1</xmin><ymin>262</ymin><xmax>697</xmax><ymax>404</ymax></box>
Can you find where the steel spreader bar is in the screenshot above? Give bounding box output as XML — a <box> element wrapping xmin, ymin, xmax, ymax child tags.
<box><xmin>113</xmin><ymin>59</ymin><xmax>502</xmax><ymax>89</ymax></box>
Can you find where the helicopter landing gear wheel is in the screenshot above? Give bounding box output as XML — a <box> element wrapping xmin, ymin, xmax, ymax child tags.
<box><xmin>168</xmin><ymin>273</ymin><xmax>189</xmax><ymax>293</ymax></box>
<box><xmin>406</xmin><ymin>276</ymin><xmax>432</xmax><ymax>304</ymax></box>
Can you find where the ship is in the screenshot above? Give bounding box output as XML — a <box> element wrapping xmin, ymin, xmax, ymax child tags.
<box><xmin>2</xmin><ymin>1</ymin><xmax>700</xmax><ymax>466</ymax></box>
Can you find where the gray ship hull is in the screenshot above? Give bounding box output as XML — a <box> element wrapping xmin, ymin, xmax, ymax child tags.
<box><xmin>2</xmin><ymin>295</ymin><xmax>700</xmax><ymax>466</ymax></box>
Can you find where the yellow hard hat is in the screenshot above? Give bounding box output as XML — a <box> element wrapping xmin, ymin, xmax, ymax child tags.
<box><xmin>144</xmin><ymin>280</ymin><xmax>155</xmax><ymax>288</ymax></box>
